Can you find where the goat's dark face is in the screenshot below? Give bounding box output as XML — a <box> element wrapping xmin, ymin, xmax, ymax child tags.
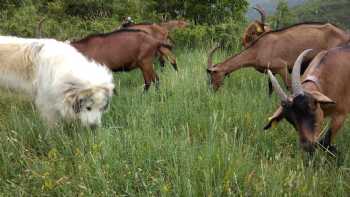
<box><xmin>283</xmin><ymin>93</ymin><xmax>324</xmax><ymax>152</ymax></box>
<box><xmin>207</xmin><ymin>66</ymin><xmax>225</xmax><ymax>91</ymax></box>
<box><xmin>207</xmin><ymin>46</ymin><xmax>223</xmax><ymax>90</ymax></box>
<box><xmin>264</xmin><ymin>49</ymin><xmax>337</xmax><ymax>152</ymax></box>
<box><xmin>265</xmin><ymin>91</ymin><xmax>335</xmax><ymax>152</ymax></box>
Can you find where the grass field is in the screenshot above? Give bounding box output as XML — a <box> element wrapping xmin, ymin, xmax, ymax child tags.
<box><xmin>0</xmin><ymin>48</ymin><xmax>349</xmax><ymax>196</ymax></box>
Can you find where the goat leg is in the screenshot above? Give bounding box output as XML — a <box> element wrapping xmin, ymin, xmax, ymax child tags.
<box><xmin>275</xmin><ymin>65</ymin><xmax>291</xmax><ymax>90</ymax></box>
<box><xmin>159</xmin><ymin>47</ymin><xmax>178</xmax><ymax>71</ymax></box>
<box><xmin>318</xmin><ymin>128</ymin><xmax>332</xmax><ymax>148</ymax></box>
<box><xmin>318</xmin><ymin>115</ymin><xmax>346</xmax><ymax>155</ymax></box>
<box><xmin>159</xmin><ymin>56</ymin><xmax>165</xmax><ymax>72</ymax></box>
<box><xmin>318</xmin><ymin>128</ymin><xmax>337</xmax><ymax>155</ymax></box>
<box><xmin>141</xmin><ymin>63</ymin><xmax>159</xmax><ymax>91</ymax></box>
<box><xmin>268</xmin><ymin>78</ymin><xmax>273</xmax><ymax>96</ymax></box>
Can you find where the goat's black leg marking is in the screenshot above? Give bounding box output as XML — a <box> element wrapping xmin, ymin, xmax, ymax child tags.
<box><xmin>268</xmin><ymin>78</ymin><xmax>273</xmax><ymax>96</ymax></box>
<box><xmin>171</xmin><ymin>63</ymin><xmax>178</xmax><ymax>71</ymax></box>
<box><xmin>159</xmin><ymin>57</ymin><xmax>165</xmax><ymax>72</ymax></box>
<box><xmin>319</xmin><ymin>128</ymin><xmax>332</xmax><ymax>148</ymax></box>
<box><xmin>318</xmin><ymin>128</ymin><xmax>337</xmax><ymax>155</ymax></box>
<box><xmin>159</xmin><ymin>56</ymin><xmax>165</xmax><ymax>67</ymax></box>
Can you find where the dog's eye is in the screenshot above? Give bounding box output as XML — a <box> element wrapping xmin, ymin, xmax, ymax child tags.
<box><xmin>86</xmin><ymin>107</ymin><xmax>92</xmax><ymax>111</ymax></box>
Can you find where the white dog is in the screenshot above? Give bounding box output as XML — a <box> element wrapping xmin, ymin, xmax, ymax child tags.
<box><xmin>0</xmin><ymin>36</ymin><xmax>115</xmax><ymax>128</ymax></box>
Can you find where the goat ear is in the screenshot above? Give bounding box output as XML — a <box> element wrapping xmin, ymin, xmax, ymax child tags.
<box><xmin>255</xmin><ymin>23</ymin><xmax>264</xmax><ymax>33</ymax></box>
<box><xmin>264</xmin><ymin>106</ymin><xmax>284</xmax><ymax>130</ymax></box>
<box><xmin>308</xmin><ymin>91</ymin><xmax>336</xmax><ymax>108</ymax></box>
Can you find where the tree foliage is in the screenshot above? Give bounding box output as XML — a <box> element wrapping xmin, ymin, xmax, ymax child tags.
<box><xmin>0</xmin><ymin>0</ymin><xmax>249</xmax><ymax>49</ymax></box>
<box><xmin>293</xmin><ymin>0</ymin><xmax>350</xmax><ymax>29</ymax></box>
<box><xmin>269</xmin><ymin>0</ymin><xmax>297</xmax><ymax>29</ymax></box>
<box><xmin>148</xmin><ymin>0</ymin><xmax>248</xmax><ymax>25</ymax></box>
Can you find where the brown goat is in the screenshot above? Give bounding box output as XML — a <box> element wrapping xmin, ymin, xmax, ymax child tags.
<box><xmin>242</xmin><ymin>5</ymin><xmax>272</xmax><ymax>48</ymax></box>
<box><xmin>122</xmin><ymin>19</ymin><xmax>188</xmax><ymax>46</ymax></box>
<box><xmin>159</xmin><ymin>19</ymin><xmax>189</xmax><ymax>31</ymax></box>
<box><xmin>70</xmin><ymin>29</ymin><xmax>172</xmax><ymax>90</ymax></box>
<box><xmin>207</xmin><ymin>22</ymin><xmax>350</xmax><ymax>91</ymax></box>
<box><xmin>122</xmin><ymin>22</ymin><xmax>178</xmax><ymax>71</ymax></box>
<box><xmin>35</xmin><ymin>17</ymin><xmax>46</xmax><ymax>38</ymax></box>
<box><xmin>265</xmin><ymin>47</ymin><xmax>350</xmax><ymax>154</ymax></box>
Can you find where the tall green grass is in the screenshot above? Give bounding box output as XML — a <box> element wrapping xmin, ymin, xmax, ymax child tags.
<box><xmin>0</xmin><ymin>48</ymin><xmax>349</xmax><ymax>196</ymax></box>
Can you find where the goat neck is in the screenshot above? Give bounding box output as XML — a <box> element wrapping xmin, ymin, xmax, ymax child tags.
<box><xmin>213</xmin><ymin>47</ymin><xmax>258</xmax><ymax>75</ymax></box>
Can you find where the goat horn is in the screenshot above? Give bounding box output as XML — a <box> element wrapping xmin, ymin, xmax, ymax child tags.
<box><xmin>292</xmin><ymin>49</ymin><xmax>313</xmax><ymax>96</ymax></box>
<box><xmin>267</xmin><ymin>70</ymin><xmax>288</xmax><ymax>101</ymax></box>
<box><xmin>207</xmin><ymin>45</ymin><xmax>220</xmax><ymax>68</ymax></box>
<box><xmin>36</xmin><ymin>17</ymin><xmax>46</xmax><ymax>38</ymax></box>
<box><xmin>253</xmin><ymin>5</ymin><xmax>266</xmax><ymax>24</ymax></box>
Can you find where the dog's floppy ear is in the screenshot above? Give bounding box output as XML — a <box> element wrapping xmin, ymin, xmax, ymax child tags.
<box><xmin>73</xmin><ymin>96</ymin><xmax>85</xmax><ymax>113</ymax></box>
<box><xmin>64</xmin><ymin>84</ymin><xmax>84</xmax><ymax>113</ymax></box>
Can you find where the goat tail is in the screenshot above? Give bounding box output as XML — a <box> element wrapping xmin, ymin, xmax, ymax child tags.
<box><xmin>157</xmin><ymin>42</ymin><xmax>178</xmax><ymax>71</ymax></box>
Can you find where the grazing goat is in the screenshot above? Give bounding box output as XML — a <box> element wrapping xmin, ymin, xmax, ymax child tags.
<box><xmin>0</xmin><ymin>36</ymin><xmax>114</xmax><ymax>128</ymax></box>
<box><xmin>70</xmin><ymin>29</ymin><xmax>172</xmax><ymax>90</ymax></box>
<box><xmin>265</xmin><ymin>47</ymin><xmax>350</xmax><ymax>154</ymax></box>
<box><xmin>207</xmin><ymin>22</ymin><xmax>350</xmax><ymax>91</ymax></box>
<box><xmin>121</xmin><ymin>22</ymin><xmax>178</xmax><ymax>71</ymax></box>
<box><xmin>121</xmin><ymin>19</ymin><xmax>188</xmax><ymax>70</ymax></box>
<box><xmin>159</xmin><ymin>19</ymin><xmax>189</xmax><ymax>31</ymax></box>
<box><xmin>35</xmin><ymin>17</ymin><xmax>46</xmax><ymax>38</ymax></box>
<box><xmin>242</xmin><ymin>5</ymin><xmax>271</xmax><ymax>48</ymax></box>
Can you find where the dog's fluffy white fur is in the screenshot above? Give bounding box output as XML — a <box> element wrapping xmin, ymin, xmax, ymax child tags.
<box><xmin>0</xmin><ymin>36</ymin><xmax>114</xmax><ymax>128</ymax></box>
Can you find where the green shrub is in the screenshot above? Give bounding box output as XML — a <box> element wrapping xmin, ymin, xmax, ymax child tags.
<box><xmin>0</xmin><ymin>1</ymin><xmax>247</xmax><ymax>49</ymax></box>
<box><xmin>171</xmin><ymin>20</ymin><xmax>246</xmax><ymax>50</ymax></box>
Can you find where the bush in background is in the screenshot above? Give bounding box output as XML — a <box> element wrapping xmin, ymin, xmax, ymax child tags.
<box><xmin>0</xmin><ymin>0</ymin><xmax>248</xmax><ymax>49</ymax></box>
<box><xmin>171</xmin><ymin>20</ymin><xmax>246</xmax><ymax>50</ymax></box>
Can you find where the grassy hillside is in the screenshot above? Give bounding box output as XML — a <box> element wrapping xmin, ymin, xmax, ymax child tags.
<box><xmin>247</xmin><ymin>0</ymin><xmax>306</xmax><ymax>20</ymax></box>
<box><xmin>0</xmin><ymin>48</ymin><xmax>350</xmax><ymax>195</ymax></box>
<box><xmin>294</xmin><ymin>0</ymin><xmax>350</xmax><ymax>29</ymax></box>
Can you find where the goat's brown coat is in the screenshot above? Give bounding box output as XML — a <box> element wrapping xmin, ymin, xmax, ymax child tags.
<box><xmin>71</xmin><ymin>29</ymin><xmax>171</xmax><ymax>90</ymax></box>
<box><xmin>208</xmin><ymin>23</ymin><xmax>350</xmax><ymax>91</ymax></box>
<box><xmin>122</xmin><ymin>20</ymin><xmax>188</xmax><ymax>70</ymax></box>
<box><xmin>266</xmin><ymin>47</ymin><xmax>350</xmax><ymax>153</ymax></box>
<box><xmin>122</xmin><ymin>22</ymin><xmax>178</xmax><ymax>70</ymax></box>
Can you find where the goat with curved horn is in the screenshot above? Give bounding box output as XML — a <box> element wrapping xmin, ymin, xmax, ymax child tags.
<box><xmin>36</xmin><ymin>17</ymin><xmax>46</xmax><ymax>38</ymax></box>
<box><xmin>207</xmin><ymin>45</ymin><xmax>220</xmax><ymax>68</ymax></box>
<box><xmin>267</xmin><ymin>70</ymin><xmax>288</xmax><ymax>101</ymax></box>
<box><xmin>253</xmin><ymin>4</ymin><xmax>266</xmax><ymax>25</ymax></box>
<box><xmin>264</xmin><ymin>45</ymin><xmax>350</xmax><ymax>154</ymax></box>
<box><xmin>242</xmin><ymin>5</ymin><xmax>271</xmax><ymax>49</ymax></box>
<box><xmin>209</xmin><ymin>23</ymin><xmax>349</xmax><ymax>91</ymax></box>
<box><xmin>291</xmin><ymin>49</ymin><xmax>313</xmax><ymax>96</ymax></box>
